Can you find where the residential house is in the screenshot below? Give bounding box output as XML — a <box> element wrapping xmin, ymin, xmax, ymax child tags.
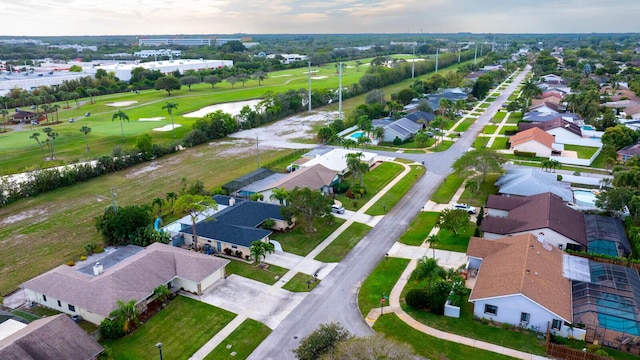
<box><xmin>467</xmin><ymin>234</ymin><xmax>576</xmax><ymax>337</ymax></box>
<box><xmin>495</xmin><ymin>167</ymin><xmax>573</xmax><ymax>202</ymax></box>
<box><xmin>22</xmin><ymin>243</ymin><xmax>229</xmax><ymax>325</ymax></box>
<box><xmin>529</xmin><ymin>101</ymin><xmax>560</xmax><ymax>114</ymax></box>
<box><xmin>480</xmin><ymin>192</ymin><xmax>587</xmax><ymax>251</ymax></box>
<box><xmin>258</xmin><ymin>164</ymin><xmax>339</xmax><ymax>202</ymax></box>
<box><xmin>300</xmin><ymin>148</ymin><xmax>377</xmax><ymax>176</ymax></box>
<box><xmin>403</xmin><ymin>111</ymin><xmax>435</xmax><ymax>129</ymax></box>
<box><xmin>382</xmin><ymin>117</ymin><xmax>422</xmax><ymax>143</ymax></box>
<box><xmin>509</xmin><ymin>127</ymin><xmax>559</xmax><ymax>157</ymax></box>
<box><xmin>518</xmin><ymin>118</ymin><xmax>582</xmax><ymax>141</ymax></box>
<box><xmin>221</xmin><ymin>168</ymin><xmax>278</xmax><ymax>197</ymax></box>
<box><xmin>540</xmin><ymin>74</ymin><xmax>566</xmax><ymax>85</ymax></box>
<box><xmin>0</xmin><ymin>314</ymin><xmax>104</xmax><ymax>360</ymax></box>
<box><xmin>179</xmin><ymin>195</ymin><xmax>292</xmax><ymax>256</ymax></box>
<box><xmin>617</xmin><ymin>143</ymin><xmax>640</xmax><ymax>161</ymax></box>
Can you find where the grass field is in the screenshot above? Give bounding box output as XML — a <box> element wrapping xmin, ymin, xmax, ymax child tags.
<box><xmin>271</xmin><ymin>218</ymin><xmax>345</xmax><ymax>256</ymax></box>
<box><xmin>204</xmin><ymin>319</ymin><xmax>272</xmax><ymax>360</ymax></box>
<box><xmin>499</xmin><ymin>126</ymin><xmax>518</xmax><ymax>135</ymax></box>
<box><xmin>225</xmin><ymin>259</ymin><xmax>289</xmax><ymax>285</ymax></box>
<box><xmin>314</xmin><ymin>222</ymin><xmax>371</xmax><ymax>263</ymax></box>
<box><xmin>563</xmin><ymin>144</ymin><xmax>600</xmax><ymax>159</ymax></box>
<box><xmin>482</xmin><ymin>125</ymin><xmax>498</xmax><ymax>134</ymax></box>
<box><xmin>451</xmin><ymin>117</ymin><xmax>475</xmax><ymax>132</ymax></box>
<box><xmin>473</xmin><ymin>136</ymin><xmax>490</xmax><ymax>149</ymax></box>
<box><xmin>373</xmin><ymin>314</ymin><xmax>518</xmax><ymax>360</ymax></box>
<box><xmin>490</xmin><ymin>137</ymin><xmax>509</xmax><ymax>149</ymax></box>
<box><xmin>430</xmin><ymin>173</ymin><xmax>464</xmax><ymax>204</ymax></box>
<box><xmin>435</xmin><ymin>221</ymin><xmax>476</xmax><ymax>253</ymax></box>
<box><xmin>282</xmin><ymin>272</ymin><xmax>321</xmax><ymax>292</ymax></box>
<box><xmin>366</xmin><ymin>164</ymin><xmax>424</xmax><ymax>215</ymax></box>
<box><xmin>336</xmin><ymin>162</ymin><xmax>404</xmax><ymax>211</ymax></box>
<box><xmin>397</xmin><ymin>212</ymin><xmax>440</xmax><ymax>246</ymax></box>
<box><xmin>358</xmin><ymin>257</ymin><xmax>409</xmax><ymax>316</ymax></box>
<box><xmin>102</xmin><ymin>296</ymin><xmax>236</xmax><ymax>360</ymax></box>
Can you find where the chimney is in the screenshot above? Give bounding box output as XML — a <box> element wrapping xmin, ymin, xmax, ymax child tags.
<box><xmin>92</xmin><ymin>262</ymin><xmax>104</xmax><ymax>276</ymax></box>
<box><xmin>229</xmin><ymin>197</ymin><xmax>235</xmax><ymax>206</ymax></box>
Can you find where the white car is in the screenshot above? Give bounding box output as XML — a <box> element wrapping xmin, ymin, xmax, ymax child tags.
<box><xmin>331</xmin><ymin>204</ymin><xmax>345</xmax><ymax>214</ymax></box>
<box><xmin>452</xmin><ymin>203</ymin><xmax>477</xmax><ymax>214</ymax></box>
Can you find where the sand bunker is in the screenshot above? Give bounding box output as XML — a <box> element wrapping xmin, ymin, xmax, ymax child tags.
<box><xmin>271</xmin><ymin>74</ymin><xmax>292</xmax><ymax>78</ymax></box>
<box><xmin>106</xmin><ymin>101</ymin><xmax>138</xmax><ymax>107</ymax></box>
<box><xmin>184</xmin><ymin>99</ymin><xmax>262</xmax><ymax>118</ymax></box>
<box><xmin>139</xmin><ymin>117</ymin><xmax>164</xmax><ymax>121</ymax></box>
<box><xmin>311</xmin><ymin>76</ymin><xmax>328</xmax><ymax>80</ymax></box>
<box><xmin>153</xmin><ymin>124</ymin><xmax>182</xmax><ymax>132</ymax></box>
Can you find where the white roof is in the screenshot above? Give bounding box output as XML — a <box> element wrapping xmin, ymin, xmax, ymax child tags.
<box><xmin>0</xmin><ymin>320</ymin><xmax>27</xmax><ymax>342</ymax></box>
<box><xmin>300</xmin><ymin>149</ymin><xmax>377</xmax><ymax>174</ymax></box>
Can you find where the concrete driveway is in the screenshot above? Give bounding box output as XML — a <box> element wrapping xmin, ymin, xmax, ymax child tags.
<box><xmin>199</xmin><ymin>275</ymin><xmax>306</xmax><ymax>329</ymax></box>
<box><xmin>265</xmin><ymin>250</ymin><xmax>338</xmax><ymax>280</ymax></box>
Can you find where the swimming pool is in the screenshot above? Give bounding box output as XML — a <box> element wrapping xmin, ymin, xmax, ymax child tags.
<box><xmin>349</xmin><ymin>131</ymin><xmax>365</xmax><ymax>139</ymax></box>
<box><xmin>574</xmin><ymin>189</ymin><xmax>597</xmax><ymax>208</ymax></box>
<box><xmin>581</xmin><ymin>125</ymin><xmax>595</xmax><ymax>131</ymax></box>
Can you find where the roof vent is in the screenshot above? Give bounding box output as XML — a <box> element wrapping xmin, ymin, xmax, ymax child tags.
<box><xmin>92</xmin><ymin>262</ymin><xmax>104</xmax><ymax>276</ymax></box>
<box><xmin>526</xmin><ymin>270</ymin><xmax>531</xmax><ymax>275</ymax></box>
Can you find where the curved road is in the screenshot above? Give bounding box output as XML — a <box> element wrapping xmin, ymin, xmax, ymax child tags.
<box><xmin>248</xmin><ymin>66</ymin><xmax>531</xmax><ymax>360</ymax></box>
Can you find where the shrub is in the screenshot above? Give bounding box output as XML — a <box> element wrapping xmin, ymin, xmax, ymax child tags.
<box><xmin>99</xmin><ymin>318</ymin><xmax>125</xmax><ymax>339</ymax></box>
<box><xmin>65</xmin><ymin>260</ymin><xmax>75</xmax><ymax>266</ymax></box>
<box><xmin>84</xmin><ymin>242</ymin><xmax>99</xmax><ymax>255</ymax></box>
<box><xmin>393</xmin><ymin>136</ymin><xmax>402</xmax><ymax>145</ymax></box>
<box><xmin>513</xmin><ymin>150</ymin><xmax>536</xmax><ymax>158</ymax></box>
<box><xmin>345</xmin><ymin>189</ymin><xmax>355</xmax><ymax>199</ymax></box>
<box><xmin>557</xmin><ymin>174</ymin><xmax>563</xmax><ymax>181</ymax></box>
<box><xmin>80</xmin><ymin>255</ymin><xmax>87</xmax><ymax>261</ymax></box>
<box><xmin>334</xmin><ymin>180</ymin><xmax>350</xmax><ymax>194</ymax></box>
<box><xmin>405</xmin><ymin>288</ymin><xmax>431</xmax><ymax>310</ymax></box>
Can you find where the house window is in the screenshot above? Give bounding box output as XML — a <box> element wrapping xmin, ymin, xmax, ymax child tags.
<box><xmin>558</xmin><ymin>244</ymin><xmax>563</xmax><ymax>250</ymax></box>
<box><xmin>520</xmin><ymin>312</ymin><xmax>530</xmax><ymax>324</ymax></box>
<box><xmin>484</xmin><ymin>304</ymin><xmax>498</xmax><ymax>315</ymax></box>
<box><xmin>231</xmin><ymin>245</ymin><xmax>238</xmax><ymax>249</ymax></box>
<box><xmin>551</xmin><ymin>319</ymin><xmax>562</xmax><ymax>330</ymax></box>
<box><xmin>57</xmin><ymin>300</ymin><xmax>62</xmax><ymax>307</ymax></box>
<box><xmin>68</xmin><ymin>304</ymin><xmax>76</xmax><ymax>312</ymax></box>
<box><xmin>42</xmin><ymin>295</ymin><xmax>47</xmax><ymax>302</ymax></box>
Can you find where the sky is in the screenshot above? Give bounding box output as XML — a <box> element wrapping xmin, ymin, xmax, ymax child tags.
<box><xmin>4</xmin><ymin>0</ymin><xmax>640</xmax><ymax>37</ymax></box>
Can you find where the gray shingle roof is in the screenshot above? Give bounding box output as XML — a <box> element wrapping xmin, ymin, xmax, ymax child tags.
<box><xmin>495</xmin><ymin>167</ymin><xmax>573</xmax><ymax>202</ymax></box>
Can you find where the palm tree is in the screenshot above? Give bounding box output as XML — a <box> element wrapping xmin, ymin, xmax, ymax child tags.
<box><xmin>42</xmin><ymin>127</ymin><xmax>58</xmax><ymax>159</ymax></box>
<box><xmin>346</xmin><ymin>152</ymin><xmax>369</xmax><ymax>186</ymax></box>
<box><xmin>410</xmin><ymin>256</ymin><xmax>446</xmax><ymax>291</ymax></box>
<box><xmin>51</xmin><ymin>104</ymin><xmax>60</xmax><ymax>122</ymax></box>
<box><xmin>427</xmin><ymin>234</ymin><xmax>440</xmax><ymax>259</ymax></box>
<box><xmin>152</xmin><ymin>285</ymin><xmax>171</xmax><ymax>305</ymax></box>
<box><xmin>109</xmin><ymin>299</ymin><xmax>139</xmax><ymax>334</ymax></box>
<box><xmin>0</xmin><ymin>108</ymin><xmax>8</xmax><ymax>132</ymax></box>
<box><xmin>269</xmin><ymin>187</ymin><xmax>288</xmax><ymax>205</ymax></box>
<box><xmin>172</xmin><ymin>194</ymin><xmax>217</xmax><ymax>251</ymax></box>
<box><xmin>465</xmin><ymin>179</ymin><xmax>478</xmax><ymax>201</ymax></box>
<box><xmin>165</xmin><ymin>191</ymin><xmax>178</xmax><ymax>209</ymax></box>
<box><xmin>86</xmin><ymin>88</ymin><xmax>97</xmax><ymax>104</ymax></box>
<box><xmin>373</xmin><ymin>127</ymin><xmax>385</xmax><ymax>144</ymax></box>
<box><xmin>162</xmin><ymin>101</ymin><xmax>179</xmax><ymax>137</ymax></box>
<box><xmin>112</xmin><ymin>110</ymin><xmax>130</xmax><ymax>144</ymax></box>
<box><xmin>41</xmin><ymin>104</ymin><xmax>50</xmax><ymax>124</ymax></box>
<box><xmin>79</xmin><ymin>126</ymin><xmax>91</xmax><ymax>152</ymax></box>
<box><xmin>521</xmin><ymin>79</ymin><xmax>541</xmax><ymax>110</ymax></box>
<box><xmin>30</xmin><ymin>132</ymin><xmax>46</xmax><ymax>159</ymax></box>
<box><xmin>429</xmin><ymin>115</ymin><xmax>448</xmax><ymax>147</ymax></box>
<box><xmin>152</xmin><ymin>197</ymin><xmax>165</xmax><ymax>218</ymax></box>
<box><xmin>549</xmin><ymin>159</ymin><xmax>561</xmax><ymax>173</ymax></box>
<box><xmin>249</xmin><ymin>240</ymin><xmax>275</xmax><ymax>265</ymax></box>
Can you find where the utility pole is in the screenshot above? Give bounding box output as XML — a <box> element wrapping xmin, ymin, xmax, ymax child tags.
<box><xmin>110</xmin><ymin>188</ymin><xmax>118</xmax><ymax>213</ymax></box>
<box><xmin>307</xmin><ymin>61</ymin><xmax>312</xmax><ymax>113</ymax></box>
<box><xmin>256</xmin><ymin>136</ymin><xmax>260</xmax><ymax>169</ymax></box>
<box><xmin>338</xmin><ymin>62</ymin><xmax>343</xmax><ymax>120</ymax></box>
<box><xmin>458</xmin><ymin>46</ymin><xmax>461</xmax><ymax>63</ymax></box>
<box><xmin>411</xmin><ymin>43</ymin><xmax>416</xmax><ymax>79</ymax></box>
<box><xmin>474</xmin><ymin>42</ymin><xmax>478</xmax><ymax>65</ymax></box>
<box><xmin>435</xmin><ymin>48</ymin><xmax>439</xmax><ymax>74</ymax></box>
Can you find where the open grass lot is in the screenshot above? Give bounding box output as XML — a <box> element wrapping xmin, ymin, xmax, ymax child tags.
<box><xmin>282</xmin><ymin>272</ymin><xmax>321</xmax><ymax>292</ymax></box>
<box><xmin>204</xmin><ymin>319</ymin><xmax>272</xmax><ymax>360</ymax></box>
<box><xmin>314</xmin><ymin>222</ymin><xmax>371</xmax><ymax>262</ymax></box>
<box><xmin>499</xmin><ymin>126</ymin><xmax>518</xmax><ymax>135</ymax></box>
<box><xmin>430</xmin><ymin>173</ymin><xmax>464</xmax><ymax>204</ymax></box>
<box><xmin>563</xmin><ymin>144</ymin><xmax>600</xmax><ymax>159</ymax></box>
<box><xmin>102</xmin><ymin>296</ymin><xmax>236</xmax><ymax>360</ymax></box>
<box><xmin>336</xmin><ymin>162</ymin><xmax>404</xmax><ymax>211</ymax></box>
<box><xmin>430</xmin><ymin>140</ymin><xmax>454</xmax><ymax>152</ymax></box>
<box><xmin>367</xmin><ymin>164</ymin><xmax>424</xmax><ymax>215</ymax></box>
<box><xmin>401</xmin><ymin>301</ymin><xmax>546</xmax><ymax>356</ymax></box>
<box><xmin>373</xmin><ymin>314</ymin><xmax>518</xmax><ymax>360</ymax></box>
<box><xmin>224</xmin><ymin>259</ymin><xmax>289</xmax><ymax>285</ymax></box>
<box><xmin>271</xmin><ymin>217</ymin><xmax>345</xmax><ymax>256</ymax></box>
<box><xmin>397</xmin><ymin>211</ymin><xmax>440</xmax><ymax>246</ymax></box>
<box><xmin>435</xmin><ymin>221</ymin><xmax>476</xmax><ymax>253</ymax></box>
<box><xmin>451</xmin><ymin>117</ymin><xmax>475</xmax><ymax>132</ymax></box>
<box><xmin>490</xmin><ymin>137</ymin><xmax>509</xmax><ymax>150</ymax></box>
<box><xmin>479</xmin><ymin>103</ymin><xmax>490</xmax><ymax>109</ymax></box>
<box><xmin>358</xmin><ymin>257</ymin><xmax>409</xmax><ymax>316</ymax></box>
<box><xmin>482</xmin><ymin>125</ymin><xmax>498</xmax><ymax>134</ymax></box>
<box><xmin>0</xmin><ymin>145</ymin><xmax>296</xmax><ymax>295</ymax></box>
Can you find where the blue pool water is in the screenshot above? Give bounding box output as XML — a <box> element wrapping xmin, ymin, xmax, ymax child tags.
<box><xmin>350</xmin><ymin>131</ymin><xmax>364</xmax><ymax>139</ymax></box>
<box><xmin>582</xmin><ymin>125</ymin><xmax>595</xmax><ymax>131</ymax></box>
<box><xmin>574</xmin><ymin>190</ymin><xmax>597</xmax><ymax>207</ymax></box>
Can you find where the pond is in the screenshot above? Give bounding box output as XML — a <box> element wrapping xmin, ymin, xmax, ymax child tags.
<box><xmin>183</xmin><ymin>99</ymin><xmax>262</xmax><ymax>118</ymax></box>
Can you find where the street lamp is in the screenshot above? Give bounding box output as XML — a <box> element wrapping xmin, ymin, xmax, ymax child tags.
<box><xmin>156</xmin><ymin>342</ymin><xmax>163</xmax><ymax>360</ymax></box>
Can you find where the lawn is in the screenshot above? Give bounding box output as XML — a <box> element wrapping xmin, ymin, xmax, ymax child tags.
<box><xmin>499</xmin><ymin>126</ymin><xmax>518</xmax><ymax>135</ymax></box>
<box><xmin>358</xmin><ymin>257</ymin><xmax>410</xmax><ymax>316</ymax></box>
<box><xmin>224</xmin><ymin>259</ymin><xmax>289</xmax><ymax>285</ymax></box>
<box><xmin>430</xmin><ymin>140</ymin><xmax>454</xmax><ymax>152</ymax></box>
<box><xmin>473</xmin><ymin>136</ymin><xmax>490</xmax><ymax>149</ymax></box>
<box><xmin>493</xmin><ymin>112</ymin><xmax>507</xmax><ymax>121</ymax></box>
<box><xmin>367</xmin><ymin>164</ymin><xmax>425</xmax><ymax>215</ymax></box>
<box><xmin>479</xmin><ymin>103</ymin><xmax>490</xmax><ymax>109</ymax></box>
<box><xmin>430</xmin><ymin>173</ymin><xmax>464</xmax><ymax>204</ymax></box>
<box><xmin>282</xmin><ymin>272</ymin><xmax>321</xmax><ymax>292</ymax></box>
<box><xmin>314</xmin><ymin>222</ymin><xmax>371</xmax><ymax>262</ymax></box>
<box><xmin>563</xmin><ymin>144</ymin><xmax>600</xmax><ymax>159</ymax></box>
<box><xmin>435</xmin><ymin>221</ymin><xmax>476</xmax><ymax>253</ymax></box>
<box><xmin>506</xmin><ymin>114</ymin><xmax>521</xmax><ymax>124</ymax></box>
<box><xmin>509</xmin><ymin>112</ymin><xmax>523</xmax><ymax>121</ymax></box>
<box><xmin>490</xmin><ymin>137</ymin><xmax>509</xmax><ymax>150</ymax></box>
<box><xmin>451</xmin><ymin>118</ymin><xmax>475</xmax><ymax>132</ymax></box>
<box><xmin>204</xmin><ymin>319</ymin><xmax>271</xmax><ymax>360</ymax></box>
<box><xmin>373</xmin><ymin>314</ymin><xmax>518</xmax><ymax>360</ymax></box>
<box><xmin>11</xmin><ymin>310</ymin><xmax>41</xmax><ymax>322</ymax></box>
<box><xmin>482</xmin><ymin>125</ymin><xmax>498</xmax><ymax>134</ymax></box>
<box><xmin>270</xmin><ymin>217</ymin><xmax>345</xmax><ymax>256</ymax></box>
<box><xmin>458</xmin><ymin>174</ymin><xmax>499</xmax><ymax>208</ymax></box>
<box><xmin>102</xmin><ymin>296</ymin><xmax>236</xmax><ymax>360</ymax></box>
<box><xmin>335</xmin><ymin>162</ymin><xmax>404</xmax><ymax>211</ymax></box>
<box><xmin>397</xmin><ymin>212</ymin><xmax>440</xmax><ymax>246</ymax></box>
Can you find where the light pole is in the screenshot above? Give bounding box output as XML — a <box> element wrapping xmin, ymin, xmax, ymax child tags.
<box><xmin>307</xmin><ymin>61</ymin><xmax>312</xmax><ymax>113</ymax></box>
<box><xmin>156</xmin><ymin>342</ymin><xmax>163</xmax><ymax>360</ymax></box>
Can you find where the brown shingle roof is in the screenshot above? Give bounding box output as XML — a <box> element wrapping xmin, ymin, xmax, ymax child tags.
<box><xmin>260</xmin><ymin>164</ymin><xmax>337</xmax><ymax>192</ymax></box>
<box><xmin>481</xmin><ymin>193</ymin><xmax>587</xmax><ymax>246</ymax></box>
<box><xmin>509</xmin><ymin>127</ymin><xmax>555</xmax><ymax>149</ymax></box>
<box><xmin>617</xmin><ymin>143</ymin><xmax>640</xmax><ymax>158</ymax></box>
<box><xmin>0</xmin><ymin>314</ymin><xmax>103</xmax><ymax>360</ymax></box>
<box><xmin>468</xmin><ymin>234</ymin><xmax>573</xmax><ymax>322</ymax></box>
<box><xmin>22</xmin><ymin>243</ymin><xmax>229</xmax><ymax>318</ymax></box>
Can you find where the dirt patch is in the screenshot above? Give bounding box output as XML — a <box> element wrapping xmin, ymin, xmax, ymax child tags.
<box><xmin>1</xmin><ymin>208</ymin><xmax>48</xmax><ymax>225</ymax></box>
<box><xmin>126</xmin><ymin>163</ymin><xmax>162</xmax><ymax>179</ymax></box>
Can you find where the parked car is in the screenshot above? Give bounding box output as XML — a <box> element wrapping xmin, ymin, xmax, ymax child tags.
<box><xmin>452</xmin><ymin>203</ymin><xmax>477</xmax><ymax>214</ymax></box>
<box><xmin>331</xmin><ymin>204</ymin><xmax>345</xmax><ymax>214</ymax></box>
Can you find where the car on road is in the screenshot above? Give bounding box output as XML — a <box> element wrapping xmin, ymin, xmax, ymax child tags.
<box><xmin>331</xmin><ymin>204</ymin><xmax>345</xmax><ymax>214</ymax></box>
<box><xmin>452</xmin><ymin>203</ymin><xmax>477</xmax><ymax>214</ymax></box>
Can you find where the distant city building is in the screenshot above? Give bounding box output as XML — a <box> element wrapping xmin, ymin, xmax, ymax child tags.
<box><xmin>390</xmin><ymin>41</ymin><xmax>417</xmax><ymax>46</ymax></box>
<box><xmin>48</xmin><ymin>44</ymin><xmax>98</xmax><ymax>52</ymax></box>
<box><xmin>87</xmin><ymin>58</ymin><xmax>233</xmax><ymax>81</ymax></box>
<box><xmin>139</xmin><ymin>38</ymin><xmax>212</xmax><ymax>46</ymax></box>
<box><xmin>0</xmin><ymin>39</ymin><xmax>47</xmax><ymax>45</ymax></box>
<box><xmin>266</xmin><ymin>54</ymin><xmax>307</xmax><ymax>64</ymax></box>
<box><xmin>133</xmin><ymin>49</ymin><xmax>182</xmax><ymax>58</ymax></box>
<box><xmin>104</xmin><ymin>53</ymin><xmax>131</xmax><ymax>58</ymax></box>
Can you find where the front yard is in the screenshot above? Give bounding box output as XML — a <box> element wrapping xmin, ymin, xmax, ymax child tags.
<box><xmin>434</xmin><ymin>221</ymin><xmax>476</xmax><ymax>253</ymax></box>
<box><xmin>271</xmin><ymin>218</ymin><xmax>345</xmax><ymax>256</ymax></box>
<box><xmin>314</xmin><ymin>222</ymin><xmax>371</xmax><ymax>262</ymax></box>
<box><xmin>367</xmin><ymin>164</ymin><xmax>425</xmax><ymax>215</ymax></box>
<box><xmin>398</xmin><ymin>211</ymin><xmax>440</xmax><ymax>246</ymax></box>
<box><xmin>358</xmin><ymin>257</ymin><xmax>410</xmax><ymax>316</ymax></box>
<box><xmin>204</xmin><ymin>319</ymin><xmax>271</xmax><ymax>360</ymax></box>
<box><xmin>225</xmin><ymin>259</ymin><xmax>289</xmax><ymax>285</ymax></box>
<box><xmin>335</xmin><ymin>162</ymin><xmax>404</xmax><ymax>211</ymax></box>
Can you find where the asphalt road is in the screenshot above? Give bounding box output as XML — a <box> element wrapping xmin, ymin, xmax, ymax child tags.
<box><xmin>248</xmin><ymin>66</ymin><xmax>531</xmax><ymax>360</ymax></box>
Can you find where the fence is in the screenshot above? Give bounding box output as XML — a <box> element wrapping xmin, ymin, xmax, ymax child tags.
<box><xmin>546</xmin><ymin>342</ymin><xmax>609</xmax><ymax>360</ymax></box>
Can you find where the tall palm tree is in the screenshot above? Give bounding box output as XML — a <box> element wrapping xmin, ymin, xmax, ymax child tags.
<box><xmin>165</xmin><ymin>191</ymin><xmax>178</xmax><ymax>209</ymax></box>
<box><xmin>30</xmin><ymin>132</ymin><xmax>46</xmax><ymax>159</ymax></box>
<box><xmin>427</xmin><ymin>234</ymin><xmax>440</xmax><ymax>259</ymax></box>
<box><xmin>465</xmin><ymin>179</ymin><xmax>478</xmax><ymax>201</ymax></box>
<box><xmin>162</xmin><ymin>101</ymin><xmax>179</xmax><ymax>137</ymax></box>
<box><xmin>250</xmin><ymin>240</ymin><xmax>275</xmax><ymax>265</ymax></box>
<box><xmin>346</xmin><ymin>152</ymin><xmax>369</xmax><ymax>186</ymax></box>
<box><xmin>521</xmin><ymin>79</ymin><xmax>542</xmax><ymax>110</ymax></box>
<box><xmin>51</xmin><ymin>104</ymin><xmax>60</xmax><ymax>122</ymax></box>
<box><xmin>0</xmin><ymin>108</ymin><xmax>8</xmax><ymax>132</ymax></box>
<box><xmin>373</xmin><ymin>127</ymin><xmax>385</xmax><ymax>144</ymax></box>
<box><xmin>79</xmin><ymin>126</ymin><xmax>91</xmax><ymax>152</ymax></box>
<box><xmin>41</xmin><ymin>104</ymin><xmax>50</xmax><ymax>124</ymax></box>
<box><xmin>109</xmin><ymin>299</ymin><xmax>139</xmax><ymax>334</ymax></box>
<box><xmin>112</xmin><ymin>110</ymin><xmax>130</xmax><ymax>144</ymax></box>
<box><xmin>42</xmin><ymin>127</ymin><xmax>58</xmax><ymax>159</ymax></box>
<box><xmin>152</xmin><ymin>197</ymin><xmax>165</xmax><ymax>218</ymax></box>
<box><xmin>269</xmin><ymin>187</ymin><xmax>289</xmax><ymax>205</ymax></box>
<box><xmin>172</xmin><ymin>194</ymin><xmax>217</xmax><ymax>251</ymax></box>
